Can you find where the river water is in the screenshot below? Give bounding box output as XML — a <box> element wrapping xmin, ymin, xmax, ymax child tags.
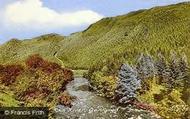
<box><xmin>55</xmin><ymin>78</ymin><xmax>160</xmax><ymax>119</ymax></box>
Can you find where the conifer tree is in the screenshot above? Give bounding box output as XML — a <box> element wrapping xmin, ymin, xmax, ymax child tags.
<box><xmin>136</xmin><ymin>53</ymin><xmax>156</xmax><ymax>80</ymax></box>
<box><xmin>168</xmin><ymin>52</ymin><xmax>189</xmax><ymax>88</ymax></box>
<box><xmin>155</xmin><ymin>53</ymin><xmax>170</xmax><ymax>84</ymax></box>
<box><xmin>169</xmin><ymin>52</ymin><xmax>180</xmax><ymax>80</ymax></box>
<box><xmin>115</xmin><ymin>64</ymin><xmax>141</xmax><ymax>104</ymax></box>
<box><xmin>178</xmin><ymin>53</ymin><xmax>189</xmax><ymax>80</ymax></box>
<box><xmin>178</xmin><ymin>54</ymin><xmax>190</xmax><ymax>105</ymax></box>
<box><xmin>174</xmin><ymin>53</ymin><xmax>190</xmax><ymax>88</ymax></box>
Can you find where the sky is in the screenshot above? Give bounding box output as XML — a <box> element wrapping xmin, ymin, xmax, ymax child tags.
<box><xmin>0</xmin><ymin>0</ymin><xmax>189</xmax><ymax>43</ymax></box>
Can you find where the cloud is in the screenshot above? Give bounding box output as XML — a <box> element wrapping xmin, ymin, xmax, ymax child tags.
<box><xmin>3</xmin><ymin>0</ymin><xmax>103</xmax><ymax>29</ymax></box>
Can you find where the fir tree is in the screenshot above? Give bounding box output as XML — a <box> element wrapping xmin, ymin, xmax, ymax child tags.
<box><xmin>136</xmin><ymin>53</ymin><xmax>156</xmax><ymax>80</ymax></box>
<box><xmin>178</xmin><ymin>53</ymin><xmax>189</xmax><ymax>80</ymax></box>
<box><xmin>168</xmin><ymin>52</ymin><xmax>189</xmax><ymax>88</ymax></box>
<box><xmin>155</xmin><ymin>53</ymin><xmax>171</xmax><ymax>84</ymax></box>
<box><xmin>169</xmin><ymin>52</ymin><xmax>180</xmax><ymax>80</ymax></box>
<box><xmin>115</xmin><ymin>64</ymin><xmax>141</xmax><ymax>104</ymax></box>
<box><xmin>179</xmin><ymin>54</ymin><xmax>190</xmax><ymax>105</ymax></box>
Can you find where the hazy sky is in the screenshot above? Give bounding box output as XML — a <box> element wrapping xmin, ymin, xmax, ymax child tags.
<box><xmin>0</xmin><ymin>0</ymin><xmax>189</xmax><ymax>43</ymax></box>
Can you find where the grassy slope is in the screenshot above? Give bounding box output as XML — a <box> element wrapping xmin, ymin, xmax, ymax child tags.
<box><xmin>0</xmin><ymin>2</ymin><xmax>190</xmax><ymax>69</ymax></box>
<box><xmin>58</xmin><ymin>2</ymin><xmax>190</xmax><ymax>68</ymax></box>
<box><xmin>0</xmin><ymin>33</ymin><xmax>64</xmax><ymax>65</ymax></box>
<box><xmin>0</xmin><ymin>86</ymin><xmax>19</xmax><ymax>107</ymax></box>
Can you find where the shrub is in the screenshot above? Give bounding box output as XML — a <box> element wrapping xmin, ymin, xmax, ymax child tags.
<box><xmin>88</xmin><ymin>71</ymin><xmax>117</xmax><ymax>98</ymax></box>
<box><xmin>58</xmin><ymin>91</ymin><xmax>72</xmax><ymax>107</ymax></box>
<box><xmin>62</xmin><ymin>68</ymin><xmax>74</xmax><ymax>81</ymax></box>
<box><xmin>156</xmin><ymin>89</ymin><xmax>188</xmax><ymax>118</ymax></box>
<box><xmin>0</xmin><ymin>65</ymin><xmax>23</xmax><ymax>85</ymax></box>
<box><xmin>26</xmin><ymin>54</ymin><xmax>67</xmax><ymax>75</ymax></box>
<box><xmin>25</xmin><ymin>54</ymin><xmax>45</xmax><ymax>69</ymax></box>
<box><xmin>42</xmin><ymin>62</ymin><xmax>61</xmax><ymax>74</ymax></box>
<box><xmin>0</xmin><ymin>54</ymin><xmax>74</xmax><ymax>109</ymax></box>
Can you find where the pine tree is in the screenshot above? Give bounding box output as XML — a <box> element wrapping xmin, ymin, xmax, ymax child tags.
<box><xmin>169</xmin><ymin>52</ymin><xmax>180</xmax><ymax>80</ymax></box>
<box><xmin>178</xmin><ymin>53</ymin><xmax>189</xmax><ymax>80</ymax></box>
<box><xmin>173</xmin><ymin>53</ymin><xmax>190</xmax><ymax>89</ymax></box>
<box><xmin>115</xmin><ymin>64</ymin><xmax>141</xmax><ymax>104</ymax></box>
<box><xmin>168</xmin><ymin>52</ymin><xmax>189</xmax><ymax>88</ymax></box>
<box><xmin>179</xmin><ymin>54</ymin><xmax>190</xmax><ymax>105</ymax></box>
<box><xmin>136</xmin><ymin>53</ymin><xmax>156</xmax><ymax>80</ymax></box>
<box><xmin>155</xmin><ymin>53</ymin><xmax>171</xmax><ymax>84</ymax></box>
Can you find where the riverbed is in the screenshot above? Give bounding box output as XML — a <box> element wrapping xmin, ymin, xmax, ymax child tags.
<box><xmin>55</xmin><ymin>78</ymin><xmax>160</xmax><ymax>119</ymax></box>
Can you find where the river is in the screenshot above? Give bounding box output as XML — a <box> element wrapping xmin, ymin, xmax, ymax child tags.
<box><xmin>55</xmin><ymin>78</ymin><xmax>160</xmax><ymax>119</ymax></box>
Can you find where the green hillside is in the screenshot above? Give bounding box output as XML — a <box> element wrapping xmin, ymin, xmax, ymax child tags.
<box><xmin>0</xmin><ymin>33</ymin><xmax>64</xmax><ymax>65</ymax></box>
<box><xmin>0</xmin><ymin>2</ymin><xmax>190</xmax><ymax>69</ymax></box>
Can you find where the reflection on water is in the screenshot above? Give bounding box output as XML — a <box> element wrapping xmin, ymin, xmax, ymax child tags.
<box><xmin>55</xmin><ymin>78</ymin><xmax>160</xmax><ymax>119</ymax></box>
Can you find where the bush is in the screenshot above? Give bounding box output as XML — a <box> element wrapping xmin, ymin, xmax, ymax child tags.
<box><xmin>25</xmin><ymin>54</ymin><xmax>45</xmax><ymax>69</ymax></box>
<box><xmin>89</xmin><ymin>71</ymin><xmax>117</xmax><ymax>98</ymax></box>
<box><xmin>0</xmin><ymin>65</ymin><xmax>23</xmax><ymax>85</ymax></box>
<box><xmin>156</xmin><ymin>89</ymin><xmax>188</xmax><ymax>118</ymax></box>
<box><xmin>58</xmin><ymin>91</ymin><xmax>73</xmax><ymax>107</ymax></box>
<box><xmin>62</xmin><ymin>68</ymin><xmax>74</xmax><ymax>81</ymax></box>
<box><xmin>26</xmin><ymin>54</ymin><xmax>63</xmax><ymax>73</ymax></box>
<box><xmin>0</xmin><ymin>54</ymin><xmax>74</xmax><ymax>109</ymax></box>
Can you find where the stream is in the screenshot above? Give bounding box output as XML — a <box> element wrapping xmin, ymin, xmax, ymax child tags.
<box><xmin>55</xmin><ymin>78</ymin><xmax>160</xmax><ymax>119</ymax></box>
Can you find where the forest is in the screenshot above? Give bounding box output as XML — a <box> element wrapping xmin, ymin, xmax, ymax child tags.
<box><xmin>85</xmin><ymin>52</ymin><xmax>190</xmax><ymax>118</ymax></box>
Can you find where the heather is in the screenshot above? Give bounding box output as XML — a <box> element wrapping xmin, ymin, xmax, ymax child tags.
<box><xmin>0</xmin><ymin>54</ymin><xmax>74</xmax><ymax>109</ymax></box>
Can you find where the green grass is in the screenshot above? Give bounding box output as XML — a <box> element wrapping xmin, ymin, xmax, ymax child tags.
<box><xmin>72</xmin><ymin>70</ymin><xmax>88</xmax><ymax>77</ymax></box>
<box><xmin>0</xmin><ymin>91</ymin><xmax>19</xmax><ymax>107</ymax></box>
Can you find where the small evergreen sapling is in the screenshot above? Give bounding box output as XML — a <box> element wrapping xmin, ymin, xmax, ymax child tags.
<box><xmin>115</xmin><ymin>64</ymin><xmax>141</xmax><ymax>104</ymax></box>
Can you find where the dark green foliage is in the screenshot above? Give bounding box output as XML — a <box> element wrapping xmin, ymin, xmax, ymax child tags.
<box><xmin>169</xmin><ymin>52</ymin><xmax>180</xmax><ymax>80</ymax></box>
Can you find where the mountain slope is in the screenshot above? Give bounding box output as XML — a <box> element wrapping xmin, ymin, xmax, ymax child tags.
<box><xmin>0</xmin><ymin>33</ymin><xmax>64</xmax><ymax>65</ymax></box>
<box><xmin>1</xmin><ymin>2</ymin><xmax>190</xmax><ymax>68</ymax></box>
<box><xmin>57</xmin><ymin>2</ymin><xmax>190</xmax><ymax>68</ymax></box>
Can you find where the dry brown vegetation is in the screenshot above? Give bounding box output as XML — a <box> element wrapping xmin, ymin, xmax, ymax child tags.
<box><xmin>0</xmin><ymin>54</ymin><xmax>74</xmax><ymax>108</ymax></box>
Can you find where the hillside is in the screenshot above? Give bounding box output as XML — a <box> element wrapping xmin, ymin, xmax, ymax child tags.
<box><xmin>0</xmin><ymin>33</ymin><xmax>64</xmax><ymax>65</ymax></box>
<box><xmin>0</xmin><ymin>2</ymin><xmax>190</xmax><ymax>69</ymax></box>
